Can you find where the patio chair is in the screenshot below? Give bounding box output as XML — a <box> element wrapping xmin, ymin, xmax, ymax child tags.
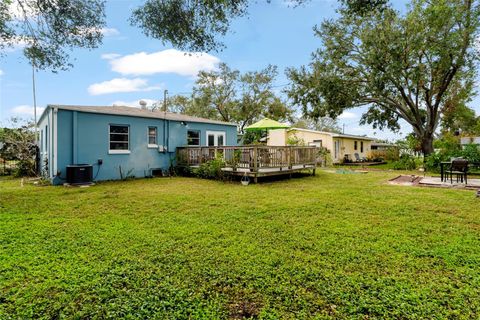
<box><xmin>354</xmin><ymin>153</ymin><xmax>366</xmax><ymax>162</ymax></box>
<box><xmin>448</xmin><ymin>159</ymin><xmax>469</xmax><ymax>184</ymax></box>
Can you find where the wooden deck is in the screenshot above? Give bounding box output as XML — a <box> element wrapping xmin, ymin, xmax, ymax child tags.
<box><xmin>176</xmin><ymin>146</ymin><xmax>319</xmax><ymax>183</ymax></box>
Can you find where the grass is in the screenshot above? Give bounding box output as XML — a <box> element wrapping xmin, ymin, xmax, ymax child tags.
<box><xmin>1</xmin><ymin>171</ymin><xmax>479</xmax><ymax>319</ymax></box>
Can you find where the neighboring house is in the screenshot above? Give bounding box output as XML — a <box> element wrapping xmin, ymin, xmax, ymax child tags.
<box><xmin>268</xmin><ymin>128</ymin><xmax>375</xmax><ymax>163</ymax></box>
<box><xmin>38</xmin><ymin>105</ymin><xmax>237</xmax><ymax>184</ymax></box>
<box><xmin>371</xmin><ymin>141</ymin><xmax>398</xmax><ymax>151</ymax></box>
<box><xmin>460</xmin><ymin>136</ymin><xmax>480</xmax><ymax>147</ymax></box>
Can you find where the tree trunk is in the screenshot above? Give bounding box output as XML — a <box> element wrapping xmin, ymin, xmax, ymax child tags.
<box><xmin>420</xmin><ymin>134</ymin><xmax>434</xmax><ymax>156</ymax></box>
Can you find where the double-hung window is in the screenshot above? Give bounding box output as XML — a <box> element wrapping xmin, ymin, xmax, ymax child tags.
<box><xmin>109</xmin><ymin>125</ymin><xmax>130</xmax><ymax>154</ymax></box>
<box><xmin>354</xmin><ymin>141</ymin><xmax>358</xmax><ymax>150</ymax></box>
<box><xmin>148</xmin><ymin>127</ymin><xmax>157</xmax><ymax>147</ymax></box>
<box><xmin>187</xmin><ymin>130</ymin><xmax>200</xmax><ymax>146</ymax></box>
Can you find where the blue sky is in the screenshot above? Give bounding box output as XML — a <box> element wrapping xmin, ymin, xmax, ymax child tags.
<box><xmin>0</xmin><ymin>0</ymin><xmax>478</xmax><ymax>141</ymax></box>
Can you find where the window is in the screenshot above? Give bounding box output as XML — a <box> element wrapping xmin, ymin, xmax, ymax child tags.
<box><xmin>309</xmin><ymin>140</ymin><xmax>322</xmax><ymax>148</ymax></box>
<box><xmin>109</xmin><ymin>125</ymin><xmax>129</xmax><ymax>153</ymax></box>
<box><xmin>206</xmin><ymin>131</ymin><xmax>226</xmax><ymax>147</ymax></box>
<box><xmin>360</xmin><ymin>141</ymin><xmax>364</xmax><ymax>153</ymax></box>
<box><xmin>187</xmin><ymin>130</ymin><xmax>200</xmax><ymax>146</ymax></box>
<box><xmin>354</xmin><ymin>141</ymin><xmax>358</xmax><ymax>150</ymax></box>
<box><xmin>148</xmin><ymin>127</ymin><xmax>157</xmax><ymax>147</ymax></box>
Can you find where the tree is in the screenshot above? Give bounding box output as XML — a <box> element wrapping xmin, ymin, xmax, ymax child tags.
<box><xmin>0</xmin><ymin>117</ymin><xmax>36</xmax><ymax>176</ymax></box>
<box><xmin>287</xmin><ymin>0</ymin><xmax>480</xmax><ymax>155</ymax></box>
<box><xmin>193</xmin><ymin>63</ymin><xmax>240</xmax><ymax>123</ymax></box>
<box><xmin>191</xmin><ymin>63</ymin><xmax>292</xmax><ymax>132</ymax></box>
<box><xmin>441</xmin><ymin>104</ymin><xmax>480</xmax><ymax>135</ymax></box>
<box><xmin>129</xmin><ymin>0</ymin><xmax>385</xmax><ymax>52</ymax></box>
<box><xmin>292</xmin><ymin>117</ymin><xmax>342</xmax><ymax>133</ymax></box>
<box><xmin>237</xmin><ymin>65</ymin><xmax>291</xmax><ymax>132</ymax></box>
<box><xmin>1</xmin><ymin>0</ymin><xmax>106</xmax><ymax>71</ymax></box>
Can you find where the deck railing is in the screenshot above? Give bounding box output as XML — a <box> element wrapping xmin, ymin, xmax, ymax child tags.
<box><xmin>176</xmin><ymin>146</ymin><xmax>319</xmax><ymax>171</ymax></box>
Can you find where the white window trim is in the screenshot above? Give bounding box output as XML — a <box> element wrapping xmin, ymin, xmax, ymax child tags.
<box><xmin>109</xmin><ymin>124</ymin><xmax>130</xmax><ymax>153</ymax></box>
<box><xmin>108</xmin><ymin>150</ymin><xmax>131</xmax><ymax>155</ymax></box>
<box><xmin>147</xmin><ymin>126</ymin><xmax>158</xmax><ymax>148</ymax></box>
<box><xmin>206</xmin><ymin>130</ymin><xmax>226</xmax><ymax>147</ymax></box>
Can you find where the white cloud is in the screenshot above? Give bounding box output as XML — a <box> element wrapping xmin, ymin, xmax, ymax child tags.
<box><xmin>88</xmin><ymin>78</ymin><xmax>163</xmax><ymax>95</ymax></box>
<box><xmin>101</xmin><ymin>53</ymin><xmax>121</xmax><ymax>60</ymax></box>
<box><xmin>338</xmin><ymin>111</ymin><xmax>358</xmax><ymax>120</ymax></box>
<box><xmin>101</xmin><ymin>28</ymin><xmax>120</xmax><ymax>37</ymax></box>
<box><xmin>111</xmin><ymin>99</ymin><xmax>158</xmax><ymax>108</ymax></box>
<box><xmin>11</xmin><ymin>105</ymin><xmax>45</xmax><ymax>116</ymax></box>
<box><xmin>0</xmin><ymin>69</ymin><xmax>3</xmax><ymax>76</ymax></box>
<box><xmin>107</xmin><ymin>49</ymin><xmax>220</xmax><ymax>77</ymax></box>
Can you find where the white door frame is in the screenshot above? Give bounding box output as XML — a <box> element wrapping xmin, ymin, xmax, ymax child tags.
<box><xmin>334</xmin><ymin>140</ymin><xmax>340</xmax><ymax>161</ymax></box>
<box><xmin>206</xmin><ymin>130</ymin><xmax>226</xmax><ymax>146</ymax></box>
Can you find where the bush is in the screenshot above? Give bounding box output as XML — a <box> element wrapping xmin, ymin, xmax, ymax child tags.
<box><xmin>392</xmin><ymin>154</ymin><xmax>418</xmax><ymax>170</ymax></box>
<box><xmin>461</xmin><ymin>144</ymin><xmax>480</xmax><ymax>163</ymax></box>
<box><xmin>193</xmin><ymin>158</ymin><xmax>225</xmax><ymax>180</ymax></box>
<box><xmin>424</xmin><ymin>144</ymin><xmax>480</xmax><ymax>173</ymax></box>
<box><xmin>424</xmin><ymin>153</ymin><xmax>444</xmax><ymax>173</ymax></box>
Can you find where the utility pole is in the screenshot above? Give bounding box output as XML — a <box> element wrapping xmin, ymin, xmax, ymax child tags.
<box><xmin>342</xmin><ymin>123</ymin><xmax>345</xmax><ymax>134</ymax></box>
<box><xmin>32</xmin><ymin>59</ymin><xmax>38</xmax><ymax>146</ymax></box>
<box><xmin>163</xmin><ymin>89</ymin><xmax>168</xmax><ymax>113</ymax></box>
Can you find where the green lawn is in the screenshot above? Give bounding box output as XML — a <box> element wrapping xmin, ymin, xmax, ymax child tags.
<box><xmin>1</xmin><ymin>171</ymin><xmax>479</xmax><ymax>319</ymax></box>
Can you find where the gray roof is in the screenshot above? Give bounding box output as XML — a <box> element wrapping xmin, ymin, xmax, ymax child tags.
<box><xmin>43</xmin><ymin>104</ymin><xmax>237</xmax><ymax>127</ymax></box>
<box><xmin>371</xmin><ymin>142</ymin><xmax>397</xmax><ymax>147</ymax></box>
<box><xmin>331</xmin><ymin>133</ymin><xmax>375</xmax><ymax>141</ymax></box>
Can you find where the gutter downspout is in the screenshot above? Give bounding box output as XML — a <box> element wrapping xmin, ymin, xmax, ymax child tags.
<box><xmin>72</xmin><ymin>111</ymin><xmax>78</xmax><ymax>164</ymax></box>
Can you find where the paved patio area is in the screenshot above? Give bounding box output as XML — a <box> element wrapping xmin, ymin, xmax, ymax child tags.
<box><xmin>389</xmin><ymin>175</ymin><xmax>480</xmax><ymax>189</ymax></box>
<box><xmin>419</xmin><ymin>176</ymin><xmax>480</xmax><ymax>189</ymax></box>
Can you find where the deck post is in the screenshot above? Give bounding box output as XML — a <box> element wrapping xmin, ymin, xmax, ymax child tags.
<box><xmin>288</xmin><ymin>147</ymin><xmax>292</xmax><ymax>169</ymax></box>
<box><xmin>253</xmin><ymin>146</ymin><xmax>258</xmax><ymax>173</ymax></box>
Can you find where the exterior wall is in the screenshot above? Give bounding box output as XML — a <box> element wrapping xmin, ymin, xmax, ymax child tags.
<box><xmin>334</xmin><ymin>138</ymin><xmax>371</xmax><ymax>162</ymax></box>
<box><xmin>461</xmin><ymin>137</ymin><xmax>480</xmax><ymax>145</ymax></box>
<box><xmin>40</xmin><ymin>108</ymin><xmax>237</xmax><ymax>184</ymax></box>
<box><xmin>38</xmin><ymin>108</ymin><xmax>53</xmax><ymax>178</ymax></box>
<box><xmin>289</xmin><ymin>130</ymin><xmax>334</xmax><ymax>151</ymax></box>
<box><xmin>266</xmin><ymin>127</ymin><xmax>373</xmax><ymax>163</ymax></box>
<box><xmin>267</xmin><ymin>129</ymin><xmax>288</xmax><ymax>146</ymax></box>
<box><xmin>267</xmin><ymin>129</ymin><xmax>334</xmax><ymax>150</ymax></box>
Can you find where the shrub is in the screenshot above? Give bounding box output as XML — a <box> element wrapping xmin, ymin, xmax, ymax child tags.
<box><xmin>317</xmin><ymin>147</ymin><xmax>332</xmax><ymax>167</ymax></box>
<box><xmin>424</xmin><ymin>144</ymin><xmax>480</xmax><ymax>173</ymax></box>
<box><xmin>193</xmin><ymin>158</ymin><xmax>225</xmax><ymax>180</ymax></box>
<box><xmin>461</xmin><ymin>144</ymin><xmax>480</xmax><ymax>163</ymax></box>
<box><xmin>392</xmin><ymin>154</ymin><xmax>418</xmax><ymax>170</ymax></box>
<box><xmin>424</xmin><ymin>153</ymin><xmax>444</xmax><ymax>173</ymax></box>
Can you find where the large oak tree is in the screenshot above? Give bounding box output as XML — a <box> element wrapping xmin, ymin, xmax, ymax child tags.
<box><xmin>287</xmin><ymin>0</ymin><xmax>480</xmax><ymax>155</ymax></box>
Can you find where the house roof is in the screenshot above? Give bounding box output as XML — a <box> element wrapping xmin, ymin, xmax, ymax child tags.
<box><xmin>371</xmin><ymin>142</ymin><xmax>397</xmax><ymax>147</ymax></box>
<box><xmin>331</xmin><ymin>133</ymin><xmax>375</xmax><ymax>141</ymax></box>
<box><xmin>39</xmin><ymin>105</ymin><xmax>238</xmax><ymax>127</ymax></box>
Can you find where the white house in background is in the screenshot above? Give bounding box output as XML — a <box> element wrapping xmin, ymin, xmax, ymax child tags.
<box><xmin>268</xmin><ymin>128</ymin><xmax>375</xmax><ymax>163</ymax></box>
<box><xmin>460</xmin><ymin>136</ymin><xmax>480</xmax><ymax>147</ymax></box>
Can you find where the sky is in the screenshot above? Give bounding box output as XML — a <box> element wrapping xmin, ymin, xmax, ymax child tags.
<box><xmin>0</xmin><ymin>0</ymin><xmax>479</xmax><ymax>141</ymax></box>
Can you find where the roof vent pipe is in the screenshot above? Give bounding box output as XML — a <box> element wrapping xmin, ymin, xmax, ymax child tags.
<box><xmin>139</xmin><ymin>100</ymin><xmax>147</xmax><ymax>110</ymax></box>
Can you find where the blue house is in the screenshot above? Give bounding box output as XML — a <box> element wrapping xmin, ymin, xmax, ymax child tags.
<box><xmin>38</xmin><ymin>105</ymin><xmax>238</xmax><ymax>184</ymax></box>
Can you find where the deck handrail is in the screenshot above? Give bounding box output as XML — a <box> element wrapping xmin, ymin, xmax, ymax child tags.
<box><xmin>176</xmin><ymin>145</ymin><xmax>319</xmax><ymax>171</ymax></box>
